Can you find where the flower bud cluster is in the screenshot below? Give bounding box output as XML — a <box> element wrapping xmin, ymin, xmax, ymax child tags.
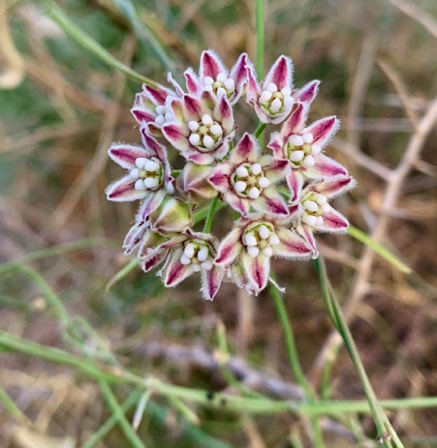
<box><xmin>106</xmin><ymin>50</ymin><xmax>355</xmax><ymax>299</ymax></box>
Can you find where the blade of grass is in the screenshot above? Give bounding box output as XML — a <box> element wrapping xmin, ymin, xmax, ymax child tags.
<box><xmin>98</xmin><ymin>379</ymin><xmax>147</xmax><ymax>448</ymax></box>
<box><xmin>46</xmin><ymin>1</ymin><xmax>158</xmax><ymax>87</ymax></box>
<box><xmin>0</xmin><ymin>383</ymin><xmax>32</xmax><ymax>426</ymax></box>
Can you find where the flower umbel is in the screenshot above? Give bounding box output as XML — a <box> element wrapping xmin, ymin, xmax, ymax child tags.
<box><xmin>106</xmin><ymin>49</ymin><xmax>355</xmax><ymax>299</ymax></box>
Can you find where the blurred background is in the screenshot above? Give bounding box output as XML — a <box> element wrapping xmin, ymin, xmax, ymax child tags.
<box><xmin>1</xmin><ymin>0</ymin><xmax>437</xmax><ymax>446</ymax></box>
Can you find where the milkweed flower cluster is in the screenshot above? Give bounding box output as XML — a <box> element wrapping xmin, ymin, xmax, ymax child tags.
<box><xmin>106</xmin><ymin>50</ymin><xmax>355</xmax><ymax>299</ymax></box>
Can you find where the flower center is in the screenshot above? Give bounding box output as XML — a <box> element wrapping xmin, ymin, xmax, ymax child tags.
<box><xmin>243</xmin><ymin>224</ymin><xmax>280</xmax><ymax>258</ymax></box>
<box><xmin>259</xmin><ymin>82</ymin><xmax>295</xmax><ymax>115</ymax></box>
<box><xmin>180</xmin><ymin>240</ymin><xmax>214</xmax><ymax>271</ymax></box>
<box><xmin>203</xmin><ymin>72</ymin><xmax>236</xmax><ymax>99</ymax></box>
<box><xmin>154</xmin><ymin>105</ymin><xmax>174</xmax><ymax>126</ymax></box>
<box><xmin>286</xmin><ymin>133</ymin><xmax>321</xmax><ymax>168</ymax></box>
<box><xmin>130</xmin><ymin>157</ymin><xmax>163</xmax><ymax>191</ymax></box>
<box><xmin>301</xmin><ymin>193</ymin><xmax>330</xmax><ymax>227</ymax></box>
<box><xmin>232</xmin><ymin>163</ymin><xmax>270</xmax><ymax>199</ymax></box>
<box><xmin>188</xmin><ymin>114</ymin><xmax>223</xmax><ymax>152</ymax></box>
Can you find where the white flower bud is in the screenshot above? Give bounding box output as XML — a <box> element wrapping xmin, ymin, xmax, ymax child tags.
<box><xmin>304</xmin><ymin>200</ymin><xmax>318</xmax><ymax>212</ymax></box>
<box><xmin>181</xmin><ymin>255</ymin><xmax>191</xmax><ymax>265</ymax></box>
<box><xmin>189</xmin><ymin>133</ymin><xmax>200</xmax><ymax>146</ymax></box>
<box><xmin>224</xmin><ymin>78</ymin><xmax>235</xmax><ymax>91</ymax></box>
<box><xmin>315</xmin><ymin>194</ymin><xmax>328</xmax><ymax>205</ymax></box>
<box><xmin>322</xmin><ymin>203</ymin><xmax>331</xmax><ymax>213</ymax></box>
<box><xmin>210</xmin><ymin>124</ymin><xmax>223</xmax><ymax>136</ymax></box>
<box><xmin>192</xmin><ymin>264</ymin><xmax>201</xmax><ymax>272</ymax></box>
<box><xmin>144</xmin><ymin>160</ymin><xmax>159</xmax><ymax>172</ymax></box>
<box><xmin>217</xmin><ymin>87</ymin><xmax>227</xmax><ymax>98</ymax></box>
<box><xmin>258</xmin><ymin>177</ymin><xmax>270</xmax><ymax>188</ymax></box>
<box><xmin>302</xmin><ymin>155</ymin><xmax>315</xmax><ymax>168</ymax></box>
<box><xmin>290</xmin><ymin>135</ymin><xmax>304</xmax><ymax>147</ymax></box>
<box><xmin>201</xmin><ymin>114</ymin><xmax>213</xmax><ymax>125</ymax></box>
<box><xmin>250</xmin><ymin>163</ymin><xmax>262</xmax><ymax>175</ymax></box>
<box><xmin>184</xmin><ymin>243</ymin><xmax>195</xmax><ymax>258</ymax></box>
<box><xmin>165</xmin><ymin>112</ymin><xmax>174</xmax><ymax>122</ymax></box>
<box><xmin>197</xmin><ymin>247</ymin><xmax>209</xmax><ymax>262</ymax></box>
<box><xmin>262</xmin><ymin>246</ymin><xmax>273</xmax><ymax>257</ymax></box>
<box><xmin>248</xmin><ymin>187</ymin><xmax>260</xmax><ymax>199</ymax></box>
<box><xmin>188</xmin><ymin>121</ymin><xmax>199</xmax><ymax>131</ymax></box>
<box><xmin>217</xmin><ymin>72</ymin><xmax>227</xmax><ymax>82</ymax></box>
<box><xmin>204</xmin><ymin>85</ymin><xmax>213</xmax><ymax>92</ymax></box>
<box><xmin>244</xmin><ymin>233</ymin><xmax>257</xmax><ymax>247</ymax></box>
<box><xmin>289</xmin><ymin>150</ymin><xmax>304</xmax><ymax>162</ymax></box>
<box><xmin>135</xmin><ymin>158</ymin><xmax>147</xmax><ymax>169</ymax></box>
<box><xmin>284</xmin><ymin>96</ymin><xmax>295</xmax><ymax>107</ymax></box>
<box><xmin>203</xmin><ymin>135</ymin><xmax>214</xmax><ymax>148</ymax></box>
<box><xmin>258</xmin><ymin>225</ymin><xmax>270</xmax><ymax>239</ymax></box>
<box><xmin>135</xmin><ymin>179</ymin><xmax>146</xmax><ymax>190</ymax></box>
<box><xmin>204</xmin><ymin>76</ymin><xmax>214</xmax><ymax>85</ymax></box>
<box><xmin>260</xmin><ymin>90</ymin><xmax>272</xmax><ymax>103</ymax></box>
<box><xmin>247</xmin><ymin>246</ymin><xmax>260</xmax><ymax>258</ymax></box>
<box><xmin>303</xmin><ymin>214</ymin><xmax>317</xmax><ymax>226</ymax></box>
<box><xmin>270</xmin><ymin>98</ymin><xmax>282</xmax><ymax>113</ymax></box>
<box><xmin>236</xmin><ymin>166</ymin><xmax>249</xmax><ymax>177</ymax></box>
<box><xmin>316</xmin><ymin>216</ymin><xmax>324</xmax><ymax>227</ymax></box>
<box><xmin>267</xmin><ymin>82</ymin><xmax>278</xmax><ymax>92</ymax></box>
<box><xmin>201</xmin><ymin>260</ymin><xmax>214</xmax><ymax>271</ymax></box>
<box><xmin>144</xmin><ymin>177</ymin><xmax>159</xmax><ymax>189</ymax></box>
<box><xmin>311</xmin><ymin>145</ymin><xmax>322</xmax><ymax>156</ymax></box>
<box><xmin>303</xmin><ymin>133</ymin><xmax>314</xmax><ymax>143</ymax></box>
<box><xmin>269</xmin><ymin>233</ymin><xmax>280</xmax><ymax>246</ymax></box>
<box><xmin>234</xmin><ymin>181</ymin><xmax>247</xmax><ymax>192</ymax></box>
<box><xmin>155</xmin><ymin>105</ymin><xmax>165</xmax><ymax>114</ymax></box>
<box><xmin>155</xmin><ymin>114</ymin><xmax>165</xmax><ymax>125</ymax></box>
<box><xmin>281</xmin><ymin>86</ymin><xmax>292</xmax><ymax>96</ymax></box>
<box><xmin>130</xmin><ymin>168</ymin><xmax>140</xmax><ymax>179</ymax></box>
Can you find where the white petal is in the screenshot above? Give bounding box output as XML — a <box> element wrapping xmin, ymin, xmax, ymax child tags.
<box><xmin>303</xmin><ymin>214</ymin><xmax>317</xmax><ymax>226</ymax></box>
<box><xmin>217</xmin><ymin>72</ymin><xmax>227</xmax><ymax>82</ymax></box>
<box><xmin>204</xmin><ymin>76</ymin><xmax>214</xmax><ymax>85</ymax></box>
<box><xmin>311</xmin><ymin>144</ymin><xmax>322</xmax><ymax>155</ymax></box>
<box><xmin>181</xmin><ymin>254</ymin><xmax>191</xmax><ymax>265</ymax></box>
<box><xmin>217</xmin><ymin>87</ymin><xmax>227</xmax><ymax>98</ymax></box>
<box><xmin>144</xmin><ymin>160</ymin><xmax>159</xmax><ymax>172</ymax></box>
<box><xmin>203</xmin><ymin>135</ymin><xmax>214</xmax><ymax>148</ymax></box>
<box><xmin>224</xmin><ymin>78</ymin><xmax>235</xmax><ymax>91</ymax></box>
<box><xmin>281</xmin><ymin>86</ymin><xmax>291</xmax><ymax>96</ymax></box>
<box><xmin>210</xmin><ymin>124</ymin><xmax>223</xmax><ymax>136</ymax></box>
<box><xmin>184</xmin><ymin>243</ymin><xmax>195</xmax><ymax>258</ymax></box>
<box><xmin>234</xmin><ymin>181</ymin><xmax>247</xmax><ymax>192</ymax></box>
<box><xmin>284</xmin><ymin>96</ymin><xmax>295</xmax><ymax>107</ymax></box>
<box><xmin>204</xmin><ymin>85</ymin><xmax>213</xmax><ymax>92</ymax></box>
<box><xmin>290</xmin><ymin>150</ymin><xmax>304</xmax><ymax>162</ymax></box>
<box><xmin>144</xmin><ymin>177</ymin><xmax>159</xmax><ymax>188</ymax></box>
<box><xmin>202</xmin><ymin>114</ymin><xmax>213</xmax><ymax>125</ymax></box>
<box><xmin>262</xmin><ymin>246</ymin><xmax>273</xmax><ymax>257</ymax></box>
<box><xmin>290</xmin><ymin>135</ymin><xmax>304</xmax><ymax>147</ymax></box>
<box><xmin>304</xmin><ymin>200</ymin><xmax>318</xmax><ymax>212</ymax></box>
<box><xmin>302</xmin><ymin>155</ymin><xmax>315</xmax><ymax>167</ymax></box>
<box><xmin>258</xmin><ymin>177</ymin><xmax>270</xmax><ymax>188</ymax></box>
<box><xmin>247</xmin><ymin>246</ymin><xmax>260</xmax><ymax>258</ymax></box>
<box><xmin>315</xmin><ymin>194</ymin><xmax>328</xmax><ymax>205</ymax></box>
<box><xmin>197</xmin><ymin>247</ymin><xmax>209</xmax><ymax>262</ymax></box>
<box><xmin>165</xmin><ymin>112</ymin><xmax>174</xmax><ymax>122</ymax></box>
<box><xmin>189</xmin><ymin>133</ymin><xmax>200</xmax><ymax>146</ymax></box>
<box><xmin>188</xmin><ymin>120</ymin><xmax>199</xmax><ymax>131</ymax></box>
<box><xmin>250</xmin><ymin>163</ymin><xmax>262</xmax><ymax>175</ymax></box>
<box><xmin>270</xmin><ymin>98</ymin><xmax>282</xmax><ymax>113</ymax></box>
<box><xmin>260</xmin><ymin>90</ymin><xmax>272</xmax><ymax>103</ymax></box>
<box><xmin>236</xmin><ymin>166</ymin><xmax>249</xmax><ymax>177</ymax></box>
<box><xmin>130</xmin><ymin>168</ymin><xmax>140</xmax><ymax>179</ymax></box>
<box><xmin>135</xmin><ymin>179</ymin><xmax>146</xmax><ymax>190</ymax></box>
<box><xmin>316</xmin><ymin>216</ymin><xmax>324</xmax><ymax>226</ymax></box>
<box><xmin>193</xmin><ymin>264</ymin><xmax>201</xmax><ymax>272</ymax></box>
<box><xmin>135</xmin><ymin>157</ymin><xmax>146</xmax><ymax>169</ymax></box>
<box><xmin>303</xmin><ymin>133</ymin><xmax>314</xmax><ymax>143</ymax></box>
<box><xmin>248</xmin><ymin>187</ymin><xmax>260</xmax><ymax>199</ymax></box>
<box><xmin>244</xmin><ymin>233</ymin><xmax>257</xmax><ymax>246</ymax></box>
<box><xmin>155</xmin><ymin>105</ymin><xmax>165</xmax><ymax>114</ymax></box>
<box><xmin>322</xmin><ymin>203</ymin><xmax>331</xmax><ymax>213</ymax></box>
<box><xmin>269</xmin><ymin>233</ymin><xmax>280</xmax><ymax>245</ymax></box>
<box><xmin>155</xmin><ymin>114</ymin><xmax>165</xmax><ymax>125</ymax></box>
<box><xmin>258</xmin><ymin>225</ymin><xmax>270</xmax><ymax>239</ymax></box>
<box><xmin>201</xmin><ymin>260</ymin><xmax>213</xmax><ymax>271</ymax></box>
<box><xmin>267</xmin><ymin>82</ymin><xmax>278</xmax><ymax>92</ymax></box>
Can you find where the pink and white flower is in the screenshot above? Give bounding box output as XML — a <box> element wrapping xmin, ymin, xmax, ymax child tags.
<box><xmin>268</xmin><ymin>103</ymin><xmax>348</xmax><ymax>203</ymax></box>
<box><xmin>215</xmin><ymin>211</ymin><xmax>312</xmax><ymax>294</ymax></box>
<box><xmin>131</xmin><ymin>83</ymin><xmax>181</xmax><ymax>135</ymax></box>
<box><xmin>176</xmin><ymin>162</ymin><xmax>218</xmax><ymax>206</ymax></box>
<box><xmin>141</xmin><ymin>229</ymin><xmax>225</xmax><ymax>300</ymax></box>
<box><xmin>295</xmin><ymin>176</ymin><xmax>356</xmax><ymax>257</ymax></box>
<box><xmin>182</xmin><ymin>50</ymin><xmax>249</xmax><ymax>105</ymax></box>
<box><xmin>162</xmin><ymin>91</ymin><xmax>235</xmax><ymax>165</ymax></box>
<box><xmin>208</xmin><ymin>133</ymin><xmax>289</xmax><ymax>217</ymax></box>
<box><xmin>246</xmin><ymin>55</ymin><xmax>320</xmax><ymax>124</ymax></box>
<box><xmin>106</xmin><ymin>130</ymin><xmax>174</xmax><ymax>218</ymax></box>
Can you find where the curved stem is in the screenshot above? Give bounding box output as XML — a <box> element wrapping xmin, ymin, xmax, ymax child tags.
<box><xmin>254</xmin><ymin>122</ymin><xmax>267</xmax><ymax>138</ymax></box>
<box><xmin>203</xmin><ymin>197</ymin><xmax>219</xmax><ymax>233</ymax></box>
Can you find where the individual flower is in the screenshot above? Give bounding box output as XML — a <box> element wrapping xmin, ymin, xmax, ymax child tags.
<box><xmin>106</xmin><ymin>130</ymin><xmax>174</xmax><ymax>218</ymax></box>
<box><xmin>176</xmin><ymin>162</ymin><xmax>218</xmax><ymax>206</ymax></box>
<box><xmin>246</xmin><ymin>55</ymin><xmax>320</xmax><ymax>125</ymax></box>
<box><xmin>268</xmin><ymin>103</ymin><xmax>348</xmax><ymax>203</ymax></box>
<box><xmin>130</xmin><ymin>82</ymin><xmax>181</xmax><ymax>135</ymax></box>
<box><xmin>295</xmin><ymin>176</ymin><xmax>356</xmax><ymax>257</ymax></box>
<box><xmin>123</xmin><ymin>196</ymin><xmax>193</xmax><ymax>274</ymax></box>
<box><xmin>208</xmin><ymin>133</ymin><xmax>288</xmax><ymax>217</ymax></box>
<box><xmin>215</xmin><ymin>211</ymin><xmax>312</xmax><ymax>294</ymax></box>
<box><xmin>182</xmin><ymin>50</ymin><xmax>249</xmax><ymax>105</ymax></box>
<box><xmin>142</xmin><ymin>229</ymin><xmax>225</xmax><ymax>300</ymax></box>
<box><xmin>162</xmin><ymin>91</ymin><xmax>235</xmax><ymax>165</ymax></box>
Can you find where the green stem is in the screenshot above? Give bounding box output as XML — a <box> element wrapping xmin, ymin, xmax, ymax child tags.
<box><xmin>254</xmin><ymin>122</ymin><xmax>267</xmax><ymax>138</ymax></box>
<box><xmin>98</xmin><ymin>380</ymin><xmax>147</xmax><ymax>448</ymax></box>
<box><xmin>269</xmin><ymin>280</ymin><xmax>324</xmax><ymax>447</ymax></box>
<box><xmin>0</xmin><ymin>383</ymin><xmax>29</xmax><ymax>424</ymax></box>
<box><xmin>255</xmin><ymin>0</ymin><xmax>264</xmax><ymax>78</ymax></box>
<box><xmin>203</xmin><ymin>197</ymin><xmax>219</xmax><ymax>233</ymax></box>
<box><xmin>314</xmin><ymin>256</ymin><xmax>403</xmax><ymax>447</ymax></box>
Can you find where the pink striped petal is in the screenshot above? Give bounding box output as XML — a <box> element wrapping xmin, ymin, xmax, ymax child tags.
<box><xmin>152</xmin><ymin>235</ymin><xmax>187</xmax><ymax>253</ymax></box>
<box><xmin>280</xmin><ymin>103</ymin><xmax>308</xmax><ymax>139</ymax></box>
<box><xmin>298</xmin><ymin>225</ymin><xmax>319</xmax><ymax>258</ymax></box>
<box><xmin>183</xmin><ymin>94</ymin><xmax>203</xmax><ymax>121</ymax></box>
<box><xmin>106</xmin><ymin>175</ymin><xmax>148</xmax><ymax>202</ymax></box>
<box><xmin>144</xmin><ymin>84</ymin><xmax>172</xmax><ymax>105</ymax></box>
<box><xmin>138</xmin><ymin>230</ymin><xmax>167</xmax><ymax>258</ymax></box>
<box><xmin>303</xmin><ymin>116</ymin><xmax>339</xmax><ymax>148</ymax></box>
<box><xmin>226</xmin><ymin>194</ymin><xmax>250</xmax><ymax>216</ymax></box>
<box><xmin>231</xmin><ymin>53</ymin><xmax>249</xmax><ymax>87</ymax></box>
<box><xmin>264</xmin><ymin>158</ymin><xmax>288</xmax><ymax>183</ymax></box>
<box><xmin>136</xmin><ymin>189</ymin><xmax>166</xmax><ymax>220</ymax></box>
<box><xmin>263</xmin><ymin>56</ymin><xmax>293</xmax><ymax>90</ymax></box>
<box><xmin>216</xmin><ymin>96</ymin><xmax>234</xmax><ymax>132</ymax></box>
<box><xmin>200</xmin><ymin>50</ymin><xmax>227</xmax><ymax>80</ymax></box>
<box><xmin>229</xmin><ymin>133</ymin><xmax>259</xmax><ymax>165</ymax></box>
<box><xmin>167</xmin><ymin>72</ymin><xmax>185</xmax><ymax>97</ymax></box>
<box><xmin>108</xmin><ymin>144</ymin><xmax>150</xmax><ymax>170</ymax></box>
<box><xmin>209</xmin><ymin>164</ymin><xmax>232</xmax><ymax>192</ymax></box>
<box><xmin>274</xmin><ymin>228</ymin><xmax>311</xmax><ymax>259</ymax></box>
<box><xmin>242</xmin><ymin>252</ymin><xmax>270</xmax><ymax>293</ymax></box>
<box><xmin>201</xmin><ymin>90</ymin><xmax>217</xmax><ymax>113</ymax></box>
<box><xmin>319</xmin><ymin>209</ymin><xmax>349</xmax><ymax>233</ymax></box>
<box><xmin>215</xmin><ymin>227</ymin><xmax>243</xmax><ymax>266</ymax></box>
<box><xmin>162</xmin><ymin>248</ymin><xmax>195</xmax><ymax>287</ymax></box>
<box><xmin>310</xmin><ymin>176</ymin><xmax>356</xmax><ymax>198</ymax></box>
<box><xmin>285</xmin><ymin>169</ymin><xmax>304</xmax><ymax>204</ymax></box>
<box><xmin>252</xmin><ymin>186</ymin><xmax>289</xmax><ymax>217</ymax></box>
<box><xmin>142</xmin><ymin>251</ymin><xmax>166</xmax><ymax>272</ymax></box>
<box><xmin>140</xmin><ymin>130</ymin><xmax>167</xmax><ymax>162</ymax></box>
<box><xmin>178</xmin><ymin>163</ymin><xmax>217</xmax><ymax>205</ymax></box>
<box><xmin>245</xmin><ymin>65</ymin><xmax>260</xmax><ymax>103</ymax></box>
<box><xmin>131</xmin><ymin>107</ymin><xmax>155</xmax><ymax>125</ymax></box>
<box><xmin>168</xmin><ymin>98</ymin><xmax>184</xmax><ymax>121</ymax></box>
<box><xmin>184</xmin><ymin>67</ymin><xmax>201</xmax><ymax>94</ymax></box>
<box><xmin>293</xmin><ymin>80</ymin><xmax>320</xmax><ymax>104</ymax></box>
<box><xmin>162</xmin><ymin>122</ymin><xmax>190</xmax><ymax>151</ymax></box>
<box><xmin>123</xmin><ymin>221</ymin><xmax>148</xmax><ymax>255</ymax></box>
<box><xmin>201</xmin><ymin>265</ymin><xmax>225</xmax><ymax>300</ymax></box>
<box><xmin>187</xmin><ymin>151</ymin><xmax>216</xmax><ymax>165</ymax></box>
<box><xmin>306</xmin><ymin>155</ymin><xmax>348</xmax><ymax>179</ymax></box>
<box><xmin>150</xmin><ymin>197</ymin><xmax>192</xmax><ymax>234</ymax></box>
<box><xmin>267</xmin><ymin>132</ymin><xmax>285</xmax><ymax>158</ymax></box>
